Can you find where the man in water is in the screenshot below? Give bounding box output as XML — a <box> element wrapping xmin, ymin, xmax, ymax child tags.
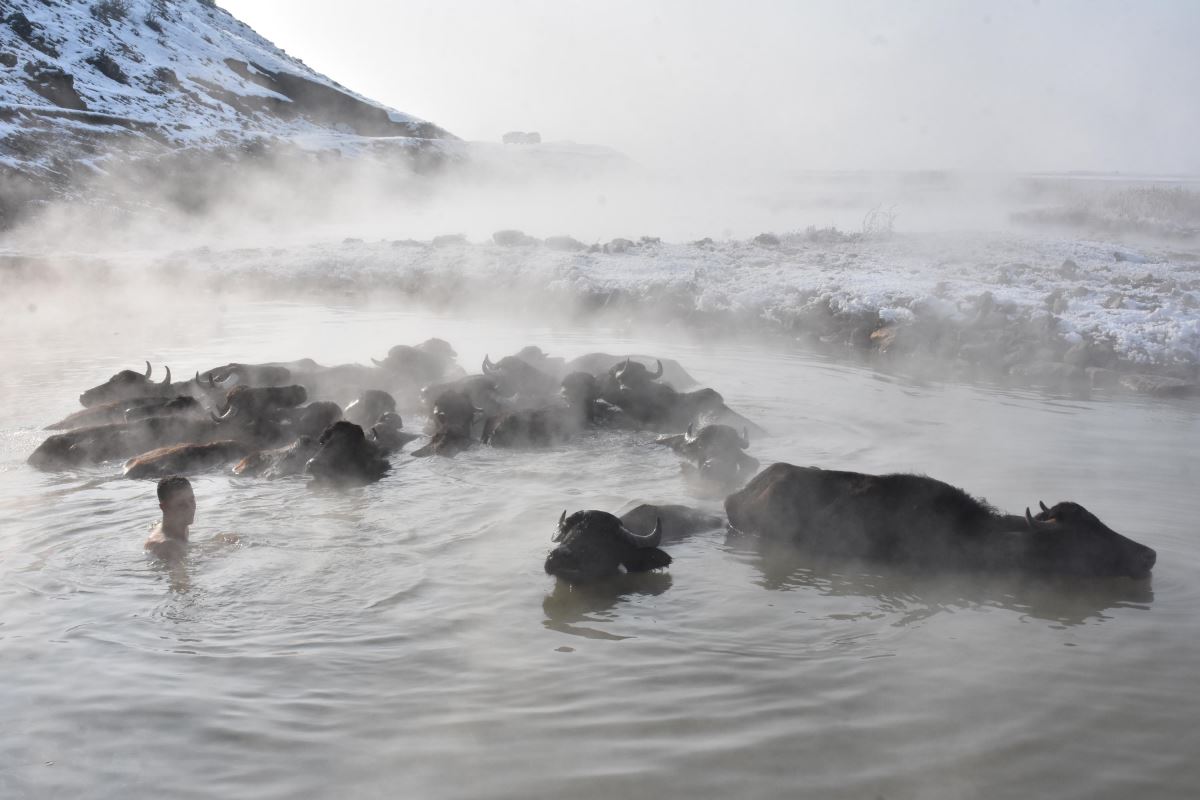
<box><xmin>145</xmin><ymin>475</ymin><xmax>195</xmax><ymax>560</ymax></box>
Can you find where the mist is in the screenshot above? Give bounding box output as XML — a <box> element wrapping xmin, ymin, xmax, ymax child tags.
<box><xmin>222</xmin><ymin>0</ymin><xmax>1200</xmax><ymax>176</ymax></box>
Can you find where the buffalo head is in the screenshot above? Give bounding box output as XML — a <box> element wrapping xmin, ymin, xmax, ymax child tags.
<box><xmin>544</xmin><ymin>510</ymin><xmax>670</xmax><ymax>584</ymax></box>
<box><xmin>304</xmin><ymin>421</ymin><xmax>389</xmax><ymax>487</ymax></box>
<box><xmin>1019</xmin><ymin>501</ymin><xmax>1157</xmax><ymax>578</ymax></box>
<box><xmin>79</xmin><ymin>361</ymin><xmax>172</xmax><ymax>407</ymax></box>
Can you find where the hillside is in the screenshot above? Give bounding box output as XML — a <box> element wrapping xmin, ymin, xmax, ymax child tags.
<box><xmin>0</xmin><ymin>0</ymin><xmax>456</xmax><ymax>222</ymax></box>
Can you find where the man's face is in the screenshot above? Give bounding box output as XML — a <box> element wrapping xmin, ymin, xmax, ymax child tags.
<box><xmin>161</xmin><ymin>488</ymin><xmax>196</xmax><ymax>526</ymax></box>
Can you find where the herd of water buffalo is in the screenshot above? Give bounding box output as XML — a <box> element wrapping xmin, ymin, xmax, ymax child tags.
<box><xmin>29</xmin><ymin>339</ymin><xmax>1157</xmax><ymax>583</ymax></box>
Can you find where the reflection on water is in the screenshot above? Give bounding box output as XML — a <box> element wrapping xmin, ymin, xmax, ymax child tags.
<box><xmin>1</xmin><ymin>298</ymin><xmax>1198</xmax><ymax>800</ymax></box>
<box><xmin>724</xmin><ymin>531</ymin><xmax>1156</xmax><ymax>628</ymax></box>
<box><xmin>542</xmin><ymin>572</ymin><xmax>674</xmax><ymax>640</ymax></box>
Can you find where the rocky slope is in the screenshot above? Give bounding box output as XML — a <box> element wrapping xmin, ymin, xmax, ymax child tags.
<box><xmin>0</xmin><ymin>0</ymin><xmax>456</xmax><ymax>222</ymax></box>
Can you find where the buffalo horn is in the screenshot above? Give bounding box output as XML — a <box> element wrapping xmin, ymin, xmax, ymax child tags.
<box><xmin>619</xmin><ymin>517</ymin><xmax>662</xmax><ymax>549</ymax></box>
<box><xmin>161</xmin><ymin>366</ymin><xmax>171</xmax><ymax>386</ymax></box>
<box><xmin>371</xmin><ymin>358</ymin><xmax>385</xmax><ymax>368</ymax></box>
<box><xmin>144</xmin><ymin>361</ymin><xmax>152</xmax><ymax>379</ymax></box>
<box><xmin>1025</xmin><ymin>508</ymin><xmax>1054</xmax><ymax>530</ymax></box>
<box><xmin>615</xmin><ymin>357</ymin><xmax>631</xmax><ymax>381</ymax></box>
<box><xmin>684</xmin><ymin>423</ymin><xmax>695</xmax><ymax>443</ymax></box>
<box><xmin>553</xmin><ymin>509</ymin><xmax>568</xmax><ymax>542</ymax></box>
<box><xmin>482</xmin><ymin>355</ymin><xmax>496</xmax><ymax>374</ymax></box>
<box><xmin>1039</xmin><ymin>500</ymin><xmax>1050</xmax><ymax>513</ymax></box>
<box><xmin>651</xmin><ymin>359</ymin><xmax>663</xmax><ymax>379</ymax></box>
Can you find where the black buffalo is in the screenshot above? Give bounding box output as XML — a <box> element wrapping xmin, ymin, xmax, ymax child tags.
<box><xmin>28</xmin><ymin>415</ymin><xmax>217</xmax><ymax>469</ymax></box>
<box><xmin>412</xmin><ymin>390</ymin><xmax>478</xmax><ymax>458</ymax></box>
<box><xmin>545</xmin><ymin>510</ymin><xmax>671</xmax><ymax>584</ymax></box>
<box><xmin>725</xmin><ymin>463</ymin><xmax>1157</xmax><ymax>578</ymax></box>
<box><xmin>234</xmin><ymin>436</ymin><xmax>322</xmax><ymax>479</ymax></box>
<box><xmin>371</xmin><ymin>338</ymin><xmax>460</xmax><ymax>385</ymax></box>
<box><xmin>657</xmin><ymin>423</ymin><xmax>759</xmax><ymax>486</ymax></box>
<box><xmin>565</xmin><ymin>353</ymin><xmax>699</xmax><ymax>390</ymax></box>
<box><xmin>421</xmin><ymin>375</ymin><xmax>506</xmax><ymax>417</ymax></box>
<box><xmin>47</xmin><ymin>395</ymin><xmax>201</xmax><ymax>430</ymax></box>
<box><xmin>123</xmin><ymin>440</ymin><xmax>252</xmax><ymax>479</ymax></box>
<box><xmin>305</xmin><ymin>421</ymin><xmax>389</xmax><ymax>487</ymax></box>
<box><xmin>344</xmin><ymin>390</ymin><xmax>396</xmax><ymax>428</ymax></box>
<box><xmin>286</xmin><ymin>401</ymin><xmax>343</xmax><ymax>439</ymax></box>
<box><xmin>609</xmin><ymin>382</ymin><xmax>727</xmax><ymax>432</ymax></box>
<box><xmin>212</xmin><ymin>385</ymin><xmax>308</xmax><ymax>421</ymax></box>
<box><xmin>619</xmin><ymin>503</ymin><xmax>725</xmax><ymax>543</ymax></box>
<box><xmin>370</xmin><ymin>412</ymin><xmax>420</xmax><ymax>453</ymax></box>
<box><xmin>79</xmin><ymin>362</ymin><xmax>174</xmax><ymax>407</ymax></box>
<box><xmin>481</xmin><ymin>355</ymin><xmax>558</xmax><ymax>402</ymax></box>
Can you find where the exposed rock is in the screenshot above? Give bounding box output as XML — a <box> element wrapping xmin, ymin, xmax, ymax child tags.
<box><xmin>544</xmin><ymin>236</ymin><xmax>586</xmax><ymax>252</ymax></box>
<box><xmin>753</xmin><ymin>232</ymin><xmax>781</xmax><ymax>247</ymax></box>
<box><xmin>493</xmin><ymin>229</ymin><xmax>539</xmax><ymax>247</ymax></box>
<box><xmin>1119</xmin><ymin>374</ymin><xmax>1197</xmax><ymax>397</ymax></box>
<box><xmin>604</xmin><ymin>238</ymin><xmax>635</xmax><ymax>254</ymax></box>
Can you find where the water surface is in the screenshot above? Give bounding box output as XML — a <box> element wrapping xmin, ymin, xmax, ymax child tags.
<box><xmin>1</xmin><ymin>298</ymin><xmax>1197</xmax><ymax>800</ymax></box>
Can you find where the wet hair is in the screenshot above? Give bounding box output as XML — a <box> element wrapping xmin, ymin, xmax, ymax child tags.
<box><xmin>156</xmin><ymin>475</ymin><xmax>192</xmax><ymax>503</ymax></box>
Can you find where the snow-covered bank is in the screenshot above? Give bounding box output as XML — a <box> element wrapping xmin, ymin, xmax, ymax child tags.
<box><xmin>5</xmin><ymin>228</ymin><xmax>1176</xmax><ymax>396</ymax></box>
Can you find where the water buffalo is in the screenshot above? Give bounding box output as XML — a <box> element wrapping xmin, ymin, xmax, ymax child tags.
<box><xmin>512</xmin><ymin>346</ymin><xmax>567</xmax><ymax>379</ymax></box>
<box><xmin>412</xmin><ymin>390</ymin><xmax>478</xmax><ymax>458</ymax></box>
<box><xmin>565</xmin><ymin>353</ymin><xmax>700</xmax><ymax>390</ymax></box>
<box><xmin>610</xmin><ymin>382</ymin><xmax>727</xmax><ymax>432</ymax></box>
<box><xmin>344</xmin><ymin>390</ymin><xmax>396</xmax><ymax>428</ymax></box>
<box><xmin>724</xmin><ymin>463</ymin><xmax>1158</xmax><ymax>578</ymax></box>
<box><xmin>234</xmin><ymin>436</ymin><xmax>321</xmax><ymax>479</ymax></box>
<box><xmin>481</xmin><ymin>405</ymin><xmax>580</xmax><ymax>448</ymax></box>
<box><xmin>46</xmin><ymin>395</ymin><xmax>201</xmax><ymax>430</ymax></box>
<box><xmin>212</xmin><ymin>385</ymin><xmax>308</xmax><ymax>421</ymax></box>
<box><xmin>202</xmin><ymin>361</ymin><xmax>301</xmax><ymax>387</ymax></box>
<box><xmin>287</xmin><ymin>401</ymin><xmax>343</xmax><ymax>439</ymax></box>
<box><xmin>421</xmin><ymin>375</ymin><xmax>506</xmax><ymax>417</ymax></box>
<box><xmin>545</xmin><ymin>510</ymin><xmax>671</xmax><ymax>584</ymax></box>
<box><xmin>305</xmin><ymin>421</ymin><xmax>389</xmax><ymax>487</ymax></box>
<box><xmin>79</xmin><ymin>362</ymin><xmax>173</xmax><ymax>407</ymax></box>
<box><xmin>558</xmin><ymin>372</ymin><xmax>638</xmax><ymax>429</ymax></box>
<box><xmin>371</xmin><ymin>338</ymin><xmax>460</xmax><ymax>385</ymax></box>
<box><xmin>657</xmin><ymin>424</ymin><xmax>759</xmax><ymax>485</ymax></box>
<box><xmin>481</xmin><ymin>355</ymin><xmax>558</xmax><ymax>403</ymax></box>
<box><xmin>122</xmin><ymin>396</ymin><xmax>206</xmax><ymax>423</ymax></box>
<box><xmin>28</xmin><ymin>415</ymin><xmax>217</xmax><ymax>469</ymax></box>
<box><xmin>123</xmin><ymin>440</ymin><xmax>252</xmax><ymax>479</ymax></box>
<box><xmin>618</xmin><ymin>503</ymin><xmax>725</xmax><ymax>543</ymax></box>
<box><xmin>370</xmin><ymin>412</ymin><xmax>420</xmax><ymax>453</ymax></box>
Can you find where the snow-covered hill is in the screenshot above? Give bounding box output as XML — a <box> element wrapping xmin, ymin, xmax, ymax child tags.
<box><xmin>0</xmin><ymin>0</ymin><xmax>455</xmax><ymax>203</ymax></box>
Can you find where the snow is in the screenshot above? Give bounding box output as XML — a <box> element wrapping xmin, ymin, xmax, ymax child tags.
<box><xmin>160</xmin><ymin>229</ymin><xmax>1200</xmax><ymax>369</ymax></box>
<box><xmin>0</xmin><ymin>0</ymin><xmax>447</xmax><ymax>175</ymax></box>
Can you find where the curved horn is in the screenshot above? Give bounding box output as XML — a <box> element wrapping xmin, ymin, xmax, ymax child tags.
<box><xmin>553</xmin><ymin>509</ymin><xmax>568</xmax><ymax>542</ymax></box>
<box><xmin>1025</xmin><ymin>508</ymin><xmax>1055</xmax><ymax>530</ymax></box>
<box><xmin>619</xmin><ymin>517</ymin><xmax>663</xmax><ymax>549</ymax></box>
<box><xmin>482</xmin><ymin>355</ymin><xmax>495</xmax><ymax>374</ymax></box>
<box><xmin>651</xmin><ymin>359</ymin><xmax>663</xmax><ymax>379</ymax></box>
<box><xmin>193</xmin><ymin>370</ymin><xmax>200</xmax><ymax>385</ymax></box>
<box><xmin>161</xmin><ymin>366</ymin><xmax>171</xmax><ymax>386</ymax></box>
<box><xmin>685</xmin><ymin>423</ymin><xmax>695</xmax><ymax>443</ymax></box>
<box><xmin>144</xmin><ymin>361</ymin><xmax>152</xmax><ymax>379</ymax></box>
<box><xmin>1039</xmin><ymin>500</ymin><xmax>1049</xmax><ymax>513</ymax></box>
<box><xmin>741</xmin><ymin>427</ymin><xmax>750</xmax><ymax>448</ymax></box>
<box><xmin>206</xmin><ymin>373</ymin><xmax>216</xmax><ymax>388</ymax></box>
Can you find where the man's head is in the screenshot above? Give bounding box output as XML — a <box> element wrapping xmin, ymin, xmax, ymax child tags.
<box><xmin>157</xmin><ymin>476</ymin><xmax>195</xmax><ymax>527</ymax></box>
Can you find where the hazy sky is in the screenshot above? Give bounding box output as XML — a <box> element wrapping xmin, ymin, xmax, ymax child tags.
<box><xmin>219</xmin><ymin>0</ymin><xmax>1200</xmax><ymax>175</ymax></box>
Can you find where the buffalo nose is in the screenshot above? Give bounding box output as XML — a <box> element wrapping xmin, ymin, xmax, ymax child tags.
<box><xmin>1139</xmin><ymin>547</ymin><xmax>1158</xmax><ymax>573</ymax></box>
